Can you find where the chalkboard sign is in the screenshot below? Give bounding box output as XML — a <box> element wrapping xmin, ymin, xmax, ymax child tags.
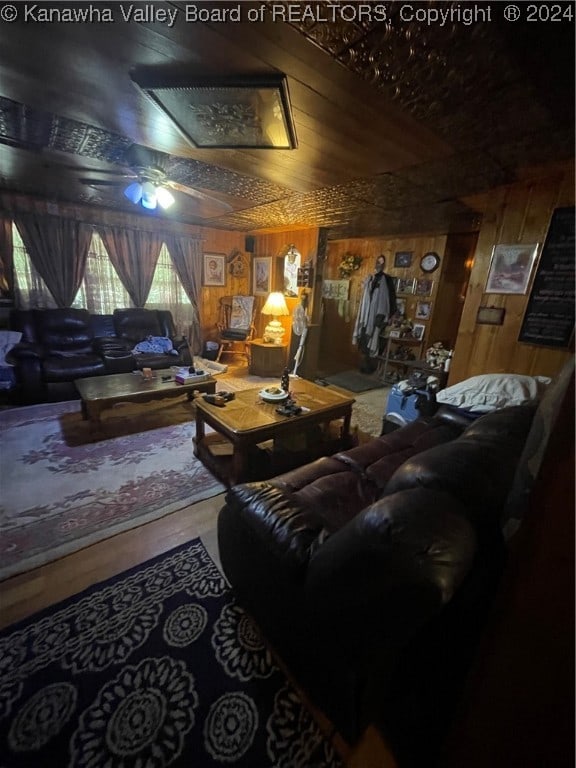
<box><xmin>519</xmin><ymin>207</ymin><xmax>575</xmax><ymax>347</ymax></box>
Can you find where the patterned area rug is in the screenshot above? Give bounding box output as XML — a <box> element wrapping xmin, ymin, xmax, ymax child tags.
<box><xmin>0</xmin><ymin>538</ymin><xmax>341</xmax><ymax>768</ymax></box>
<box><xmin>0</xmin><ymin>400</ymin><xmax>225</xmax><ymax>580</ymax></box>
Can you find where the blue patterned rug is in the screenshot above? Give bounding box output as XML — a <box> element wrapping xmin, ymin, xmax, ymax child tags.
<box><xmin>0</xmin><ymin>538</ymin><xmax>342</xmax><ymax>768</ymax></box>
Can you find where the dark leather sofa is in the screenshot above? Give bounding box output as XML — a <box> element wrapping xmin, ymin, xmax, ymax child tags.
<box><xmin>9</xmin><ymin>307</ymin><xmax>192</xmax><ymax>403</ymax></box>
<box><xmin>218</xmin><ymin>403</ymin><xmax>537</xmax><ymax>767</ymax></box>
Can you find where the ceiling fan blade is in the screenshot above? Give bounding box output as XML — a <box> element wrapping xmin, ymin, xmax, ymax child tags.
<box><xmin>78</xmin><ymin>178</ymin><xmax>126</xmax><ymax>186</ymax></box>
<box><xmin>51</xmin><ymin>162</ymin><xmax>135</xmax><ymax>177</ymax></box>
<box><xmin>167</xmin><ymin>181</ymin><xmax>233</xmax><ymax>212</ymax></box>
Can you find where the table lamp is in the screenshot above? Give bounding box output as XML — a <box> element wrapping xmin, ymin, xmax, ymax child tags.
<box><xmin>261</xmin><ymin>291</ymin><xmax>289</xmax><ymax>344</ymax></box>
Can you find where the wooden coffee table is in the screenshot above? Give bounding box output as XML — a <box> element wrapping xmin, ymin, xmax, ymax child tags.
<box><xmin>193</xmin><ymin>378</ymin><xmax>355</xmax><ymax>486</ymax></box>
<box><xmin>75</xmin><ymin>369</ymin><xmax>216</xmax><ymax>433</ymax></box>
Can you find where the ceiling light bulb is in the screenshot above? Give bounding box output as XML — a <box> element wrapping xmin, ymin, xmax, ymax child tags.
<box><xmin>156</xmin><ymin>187</ymin><xmax>175</xmax><ymax>209</ymax></box>
<box><xmin>124</xmin><ymin>182</ymin><xmax>143</xmax><ymax>204</ymax></box>
<box><xmin>141</xmin><ymin>181</ymin><xmax>157</xmax><ymax>210</ymax></box>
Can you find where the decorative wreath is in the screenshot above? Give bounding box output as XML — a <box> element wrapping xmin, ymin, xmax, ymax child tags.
<box><xmin>338</xmin><ymin>253</ymin><xmax>363</xmax><ymax>278</ymax></box>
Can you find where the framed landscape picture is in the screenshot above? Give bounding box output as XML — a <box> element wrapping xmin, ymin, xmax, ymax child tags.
<box><xmin>253</xmin><ymin>256</ymin><xmax>272</xmax><ymax>296</ymax></box>
<box><xmin>202</xmin><ymin>253</ymin><xmax>226</xmax><ymax>286</ymax></box>
<box><xmin>485</xmin><ymin>243</ymin><xmax>539</xmax><ymax>294</ymax></box>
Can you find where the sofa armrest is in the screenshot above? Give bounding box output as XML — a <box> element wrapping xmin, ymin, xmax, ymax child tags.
<box><xmin>7</xmin><ymin>342</ymin><xmax>46</xmax><ymax>361</ymax></box>
<box><xmin>219</xmin><ymin>483</ymin><xmax>326</xmax><ymax>572</ymax></box>
<box><xmin>305</xmin><ymin>488</ymin><xmax>476</xmax><ymax>657</ymax></box>
<box><xmin>172</xmin><ymin>336</ymin><xmax>192</xmax><ymax>364</ymax></box>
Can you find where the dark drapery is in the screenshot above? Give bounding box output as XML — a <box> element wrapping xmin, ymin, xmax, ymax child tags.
<box><xmin>13</xmin><ymin>214</ymin><xmax>92</xmax><ymax>307</ymax></box>
<box><xmin>164</xmin><ymin>234</ymin><xmax>203</xmax><ymax>353</ymax></box>
<box><xmin>98</xmin><ymin>226</ymin><xmax>163</xmax><ymax>307</ymax></box>
<box><xmin>0</xmin><ymin>213</ymin><xmax>14</xmax><ymax>299</ymax></box>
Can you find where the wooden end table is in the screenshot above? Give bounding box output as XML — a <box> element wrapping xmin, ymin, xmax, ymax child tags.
<box><xmin>249</xmin><ymin>339</ymin><xmax>288</xmax><ymax>376</ymax></box>
<box><xmin>75</xmin><ymin>369</ymin><xmax>216</xmax><ymax>435</ymax></box>
<box><xmin>193</xmin><ymin>378</ymin><xmax>355</xmax><ymax>486</ymax></box>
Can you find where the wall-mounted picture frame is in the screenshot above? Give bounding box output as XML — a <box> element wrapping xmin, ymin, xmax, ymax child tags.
<box><xmin>477</xmin><ymin>306</ymin><xmax>506</xmax><ymax>325</ymax></box>
<box><xmin>412</xmin><ymin>323</ymin><xmax>426</xmax><ymax>341</ymax></box>
<box><xmin>395</xmin><ymin>277</ymin><xmax>415</xmax><ymax>295</ymax></box>
<box><xmin>415</xmin><ymin>301</ymin><xmax>432</xmax><ymax>320</ymax></box>
<box><xmin>414</xmin><ymin>278</ymin><xmax>434</xmax><ymax>296</ymax></box>
<box><xmin>253</xmin><ymin>256</ymin><xmax>272</xmax><ymax>296</ymax></box>
<box><xmin>485</xmin><ymin>243</ymin><xmax>539</xmax><ymax>294</ymax></box>
<box><xmin>395</xmin><ymin>297</ymin><xmax>406</xmax><ymax>316</ymax></box>
<box><xmin>394</xmin><ymin>251</ymin><xmax>413</xmax><ymax>268</ymax></box>
<box><xmin>202</xmin><ymin>253</ymin><xmax>226</xmax><ymax>286</ymax></box>
<box><xmin>322</xmin><ymin>279</ymin><xmax>350</xmax><ymax>300</ymax></box>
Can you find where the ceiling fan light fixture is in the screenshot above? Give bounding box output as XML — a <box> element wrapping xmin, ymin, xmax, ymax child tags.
<box><xmin>141</xmin><ymin>180</ymin><xmax>157</xmax><ymax>209</ymax></box>
<box><xmin>156</xmin><ymin>186</ymin><xmax>175</xmax><ymax>209</ymax></box>
<box><xmin>124</xmin><ymin>181</ymin><xmax>143</xmax><ymax>204</ymax></box>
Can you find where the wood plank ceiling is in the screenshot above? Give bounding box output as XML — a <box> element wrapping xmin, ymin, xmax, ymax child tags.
<box><xmin>0</xmin><ymin>1</ymin><xmax>573</xmax><ymax>238</ymax></box>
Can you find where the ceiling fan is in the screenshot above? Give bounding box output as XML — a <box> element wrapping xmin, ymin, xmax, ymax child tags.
<box><xmin>69</xmin><ymin>144</ymin><xmax>233</xmax><ymax>214</ymax></box>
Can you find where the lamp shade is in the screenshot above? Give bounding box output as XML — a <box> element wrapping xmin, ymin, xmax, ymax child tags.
<box><xmin>261</xmin><ymin>292</ymin><xmax>289</xmax><ymax>316</ymax></box>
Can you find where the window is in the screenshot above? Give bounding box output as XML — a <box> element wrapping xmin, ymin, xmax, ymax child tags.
<box><xmin>12</xmin><ymin>227</ymin><xmax>195</xmax><ymax>341</ymax></box>
<box><xmin>13</xmin><ymin>224</ymin><xmax>57</xmax><ymax>308</ymax></box>
<box><xmin>72</xmin><ymin>233</ymin><xmax>132</xmax><ymax>313</ymax></box>
<box><xmin>145</xmin><ymin>244</ymin><xmax>196</xmax><ymax>340</ymax></box>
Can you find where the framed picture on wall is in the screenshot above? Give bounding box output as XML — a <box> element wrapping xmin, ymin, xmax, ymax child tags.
<box><xmin>202</xmin><ymin>253</ymin><xmax>226</xmax><ymax>286</ymax></box>
<box><xmin>253</xmin><ymin>256</ymin><xmax>272</xmax><ymax>296</ymax></box>
<box><xmin>395</xmin><ymin>277</ymin><xmax>415</xmax><ymax>295</ymax></box>
<box><xmin>415</xmin><ymin>301</ymin><xmax>432</xmax><ymax>320</ymax></box>
<box><xmin>395</xmin><ymin>297</ymin><xmax>406</xmax><ymax>316</ymax></box>
<box><xmin>394</xmin><ymin>251</ymin><xmax>413</xmax><ymax>268</ymax></box>
<box><xmin>485</xmin><ymin>243</ymin><xmax>539</xmax><ymax>294</ymax></box>
<box><xmin>412</xmin><ymin>323</ymin><xmax>426</xmax><ymax>341</ymax></box>
<box><xmin>414</xmin><ymin>278</ymin><xmax>434</xmax><ymax>296</ymax></box>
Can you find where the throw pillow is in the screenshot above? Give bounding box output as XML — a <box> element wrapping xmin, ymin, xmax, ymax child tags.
<box><xmin>436</xmin><ymin>373</ymin><xmax>551</xmax><ymax>413</ymax></box>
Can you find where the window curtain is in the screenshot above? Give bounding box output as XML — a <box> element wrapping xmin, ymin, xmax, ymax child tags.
<box><xmin>145</xmin><ymin>244</ymin><xmax>197</xmax><ymax>349</ymax></box>
<box><xmin>98</xmin><ymin>226</ymin><xmax>163</xmax><ymax>307</ymax></box>
<box><xmin>0</xmin><ymin>214</ymin><xmax>14</xmax><ymax>299</ymax></box>
<box><xmin>72</xmin><ymin>233</ymin><xmax>132</xmax><ymax>313</ymax></box>
<box><xmin>164</xmin><ymin>234</ymin><xmax>203</xmax><ymax>354</ymax></box>
<box><xmin>13</xmin><ymin>214</ymin><xmax>92</xmax><ymax>307</ymax></box>
<box><xmin>12</xmin><ymin>224</ymin><xmax>57</xmax><ymax>308</ymax></box>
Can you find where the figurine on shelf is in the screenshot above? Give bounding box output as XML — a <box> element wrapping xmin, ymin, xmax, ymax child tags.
<box><xmin>425</xmin><ymin>342</ymin><xmax>451</xmax><ymax>369</ymax></box>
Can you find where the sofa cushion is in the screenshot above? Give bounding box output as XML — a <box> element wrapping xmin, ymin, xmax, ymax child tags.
<box><xmin>384</xmin><ymin>406</ymin><xmax>536</xmax><ymax>530</ymax></box>
<box><xmin>43</xmin><ymin>354</ymin><xmax>105</xmax><ymax>382</ymax></box>
<box><xmin>113</xmin><ymin>308</ymin><xmax>163</xmax><ymax>344</ymax></box>
<box><xmin>90</xmin><ymin>313</ymin><xmax>116</xmax><ymax>338</ymax></box>
<box><xmin>35</xmin><ymin>308</ymin><xmax>95</xmax><ymax>354</ymax></box>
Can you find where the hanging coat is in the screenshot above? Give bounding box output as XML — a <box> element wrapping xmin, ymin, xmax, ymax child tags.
<box><xmin>352</xmin><ymin>272</ymin><xmax>395</xmax><ymax>356</ymax></box>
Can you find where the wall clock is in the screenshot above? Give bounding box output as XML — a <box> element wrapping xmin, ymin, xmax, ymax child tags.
<box><xmin>420</xmin><ymin>252</ymin><xmax>440</xmax><ymax>273</ymax></box>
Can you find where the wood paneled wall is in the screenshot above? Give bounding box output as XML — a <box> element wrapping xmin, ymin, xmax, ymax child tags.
<box><xmin>198</xmin><ymin>230</ymin><xmax>251</xmax><ymax>346</ymax></box>
<box><xmin>248</xmin><ymin>227</ymin><xmax>320</xmax><ymax>342</ymax></box>
<box><xmin>322</xmin><ymin>234</ymin><xmax>448</xmax><ymax>370</ymax></box>
<box><xmin>450</xmin><ymin>164</ymin><xmax>575</xmax><ymax>384</ymax></box>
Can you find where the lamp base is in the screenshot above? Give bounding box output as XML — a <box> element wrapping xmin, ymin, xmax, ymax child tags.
<box><xmin>263</xmin><ymin>320</ymin><xmax>285</xmax><ymax>345</ymax></box>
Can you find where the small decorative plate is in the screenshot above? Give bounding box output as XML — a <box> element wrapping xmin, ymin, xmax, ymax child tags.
<box><xmin>259</xmin><ymin>387</ymin><xmax>289</xmax><ymax>403</ymax></box>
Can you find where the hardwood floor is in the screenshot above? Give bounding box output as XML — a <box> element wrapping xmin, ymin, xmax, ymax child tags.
<box><xmin>0</xmin><ymin>493</ymin><xmax>226</xmax><ymax>630</ymax></box>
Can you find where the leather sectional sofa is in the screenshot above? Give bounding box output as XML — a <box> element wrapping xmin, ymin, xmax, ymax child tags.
<box><xmin>8</xmin><ymin>307</ymin><xmax>192</xmax><ymax>403</ymax></box>
<box><xmin>218</xmin><ymin>403</ymin><xmax>537</xmax><ymax>767</ymax></box>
